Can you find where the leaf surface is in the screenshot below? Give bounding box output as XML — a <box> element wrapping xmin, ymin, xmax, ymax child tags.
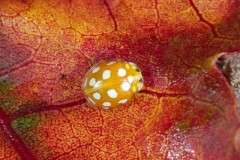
<box><xmin>0</xmin><ymin>0</ymin><xmax>240</xmax><ymax>159</ymax></box>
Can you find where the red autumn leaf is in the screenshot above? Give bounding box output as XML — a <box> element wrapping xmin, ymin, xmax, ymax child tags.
<box><xmin>0</xmin><ymin>0</ymin><xmax>240</xmax><ymax>159</ymax></box>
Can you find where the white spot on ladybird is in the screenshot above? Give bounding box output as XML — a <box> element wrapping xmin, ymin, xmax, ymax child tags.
<box><xmin>107</xmin><ymin>61</ymin><xmax>116</xmax><ymax>65</ymax></box>
<box><xmin>103</xmin><ymin>102</ymin><xmax>111</xmax><ymax>107</ymax></box>
<box><xmin>118</xmin><ymin>68</ymin><xmax>126</xmax><ymax>77</ymax></box>
<box><xmin>93</xmin><ymin>92</ymin><xmax>101</xmax><ymax>100</ymax></box>
<box><xmin>127</xmin><ymin>76</ymin><xmax>134</xmax><ymax>84</ymax></box>
<box><xmin>121</xmin><ymin>81</ymin><xmax>131</xmax><ymax>91</ymax></box>
<box><xmin>89</xmin><ymin>78</ymin><xmax>96</xmax><ymax>87</ymax></box>
<box><xmin>107</xmin><ymin>89</ymin><xmax>118</xmax><ymax>98</ymax></box>
<box><xmin>129</xmin><ymin>62</ymin><xmax>136</xmax><ymax>66</ymax></box>
<box><xmin>138</xmin><ymin>82</ymin><xmax>144</xmax><ymax>91</ymax></box>
<box><xmin>118</xmin><ymin>99</ymin><xmax>128</xmax><ymax>104</ymax></box>
<box><xmin>102</xmin><ymin>70</ymin><xmax>111</xmax><ymax>80</ymax></box>
<box><xmin>94</xmin><ymin>80</ymin><xmax>102</xmax><ymax>88</ymax></box>
<box><xmin>92</xmin><ymin>67</ymin><xmax>100</xmax><ymax>73</ymax></box>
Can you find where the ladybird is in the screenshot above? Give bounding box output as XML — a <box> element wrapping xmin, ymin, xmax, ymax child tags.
<box><xmin>82</xmin><ymin>60</ymin><xmax>143</xmax><ymax>109</ymax></box>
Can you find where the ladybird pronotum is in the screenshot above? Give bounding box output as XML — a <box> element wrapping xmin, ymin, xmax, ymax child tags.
<box><xmin>82</xmin><ymin>60</ymin><xmax>143</xmax><ymax>109</ymax></box>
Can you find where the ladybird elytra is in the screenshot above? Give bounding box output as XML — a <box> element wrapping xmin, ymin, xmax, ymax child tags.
<box><xmin>82</xmin><ymin>60</ymin><xmax>143</xmax><ymax>109</ymax></box>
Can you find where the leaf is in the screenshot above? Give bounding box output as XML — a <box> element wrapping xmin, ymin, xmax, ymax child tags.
<box><xmin>0</xmin><ymin>0</ymin><xmax>240</xmax><ymax>159</ymax></box>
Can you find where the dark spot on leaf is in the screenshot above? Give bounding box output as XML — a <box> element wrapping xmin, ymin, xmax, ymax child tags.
<box><xmin>216</xmin><ymin>55</ymin><xmax>231</xmax><ymax>83</ymax></box>
<box><xmin>60</xmin><ymin>74</ymin><xmax>67</xmax><ymax>80</ymax></box>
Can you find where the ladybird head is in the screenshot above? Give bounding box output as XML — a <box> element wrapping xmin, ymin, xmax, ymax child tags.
<box><xmin>125</xmin><ymin>62</ymin><xmax>144</xmax><ymax>93</ymax></box>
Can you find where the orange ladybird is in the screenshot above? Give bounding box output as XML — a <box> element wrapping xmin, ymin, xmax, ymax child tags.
<box><xmin>82</xmin><ymin>60</ymin><xmax>143</xmax><ymax>109</ymax></box>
